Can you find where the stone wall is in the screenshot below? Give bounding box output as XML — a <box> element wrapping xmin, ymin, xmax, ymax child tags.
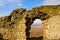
<box><xmin>43</xmin><ymin>15</ymin><xmax>60</xmax><ymax>40</ymax></box>
<box><xmin>0</xmin><ymin>5</ymin><xmax>60</xmax><ymax>40</ymax></box>
<box><xmin>0</xmin><ymin>8</ymin><xmax>27</xmax><ymax>40</ymax></box>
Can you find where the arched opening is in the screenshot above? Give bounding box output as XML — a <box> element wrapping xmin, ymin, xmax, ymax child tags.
<box><xmin>25</xmin><ymin>12</ymin><xmax>50</xmax><ymax>40</ymax></box>
<box><xmin>30</xmin><ymin>19</ymin><xmax>43</xmax><ymax>40</ymax></box>
<box><xmin>25</xmin><ymin>17</ymin><xmax>43</xmax><ymax>40</ymax></box>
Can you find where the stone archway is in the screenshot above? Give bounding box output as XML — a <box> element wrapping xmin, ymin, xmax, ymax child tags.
<box><xmin>0</xmin><ymin>8</ymin><xmax>50</xmax><ymax>40</ymax></box>
<box><xmin>25</xmin><ymin>12</ymin><xmax>50</xmax><ymax>40</ymax></box>
<box><xmin>0</xmin><ymin>5</ymin><xmax>60</xmax><ymax>40</ymax></box>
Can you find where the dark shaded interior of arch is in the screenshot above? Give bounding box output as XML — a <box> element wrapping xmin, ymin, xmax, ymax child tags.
<box><xmin>25</xmin><ymin>13</ymin><xmax>50</xmax><ymax>40</ymax></box>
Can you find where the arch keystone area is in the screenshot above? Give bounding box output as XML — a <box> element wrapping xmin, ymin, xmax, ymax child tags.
<box><xmin>0</xmin><ymin>5</ymin><xmax>60</xmax><ymax>40</ymax></box>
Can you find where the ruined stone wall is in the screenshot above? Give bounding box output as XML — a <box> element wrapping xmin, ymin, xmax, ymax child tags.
<box><xmin>0</xmin><ymin>5</ymin><xmax>60</xmax><ymax>40</ymax></box>
<box><xmin>43</xmin><ymin>15</ymin><xmax>60</xmax><ymax>40</ymax></box>
<box><xmin>0</xmin><ymin>8</ymin><xmax>27</xmax><ymax>40</ymax></box>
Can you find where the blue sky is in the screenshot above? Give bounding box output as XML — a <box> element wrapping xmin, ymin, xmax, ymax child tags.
<box><xmin>0</xmin><ymin>0</ymin><xmax>60</xmax><ymax>26</ymax></box>
<box><xmin>0</xmin><ymin>0</ymin><xmax>60</xmax><ymax>16</ymax></box>
<box><xmin>0</xmin><ymin>0</ymin><xmax>44</xmax><ymax>16</ymax></box>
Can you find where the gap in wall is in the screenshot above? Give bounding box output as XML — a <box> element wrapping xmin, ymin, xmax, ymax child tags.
<box><xmin>29</xmin><ymin>19</ymin><xmax>43</xmax><ymax>40</ymax></box>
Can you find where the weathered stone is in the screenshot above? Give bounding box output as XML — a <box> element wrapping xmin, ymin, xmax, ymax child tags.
<box><xmin>43</xmin><ymin>15</ymin><xmax>60</xmax><ymax>40</ymax></box>
<box><xmin>0</xmin><ymin>5</ymin><xmax>60</xmax><ymax>40</ymax></box>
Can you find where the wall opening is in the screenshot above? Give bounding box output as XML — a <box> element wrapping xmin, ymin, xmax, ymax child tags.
<box><xmin>25</xmin><ymin>13</ymin><xmax>50</xmax><ymax>40</ymax></box>
<box><xmin>30</xmin><ymin>19</ymin><xmax>43</xmax><ymax>40</ymax></box>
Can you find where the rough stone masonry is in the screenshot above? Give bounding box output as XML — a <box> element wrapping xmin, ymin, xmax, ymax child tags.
<box><xmin>0</xmin><ymin>5</ymin><xmax>60</xmax><ymax>40</ymax></box>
